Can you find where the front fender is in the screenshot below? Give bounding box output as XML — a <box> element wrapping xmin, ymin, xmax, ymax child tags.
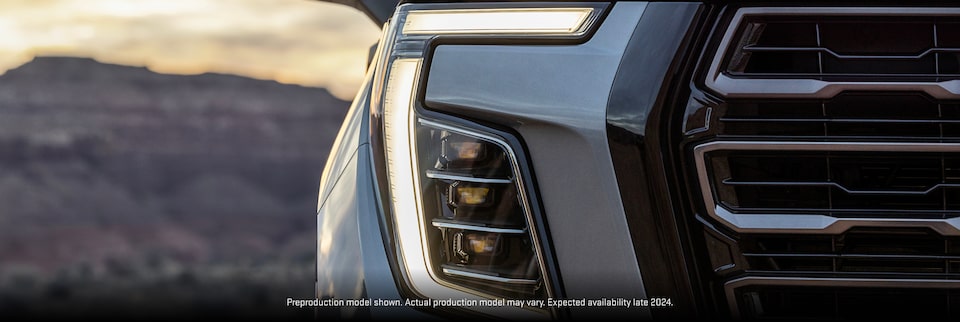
<box><xmin>315</xmin><ymin>55</ymin><xmax>429</xmax><ymax>319</ymax></box>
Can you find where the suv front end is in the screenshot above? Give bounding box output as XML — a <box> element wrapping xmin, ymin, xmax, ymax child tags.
<box><xmin>318</xmin><ymin>1</ymin><xmax>960</xmax><ymax>319</ymax></box>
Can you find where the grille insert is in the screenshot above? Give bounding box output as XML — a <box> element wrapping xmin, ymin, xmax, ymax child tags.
<box><xmin>742</xmin><ymin>228</ymin><xmax>960</xmax><ymax>275</ymax></box>
<box><xmin>693</xmin><ymin>141</ymin><xmax>960</xmax><ymax>235</ymax></box>
<box><xmin>720</xmin><ymin>92</ymin><xmax>960</xmax><ymax>138</ymax></box>
<box><xmin>727</xmin><ymin>16</ymin><xmax>960</xmax><ymax>79</ymax></box>
<box><xmin>709</xmin><ymin>150</ymin><xmax>960</xmax><ymax>217</ymax></box>
<box><xmin>704</xmin><ymin>8</ymin><xmax>960</xmax><ymax>98</ymax></box>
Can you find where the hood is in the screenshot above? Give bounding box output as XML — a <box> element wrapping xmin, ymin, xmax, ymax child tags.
<box><xmin>320</xmin><ymin>0</ymin><xmax>400</xmax><ymax>25</ymax></box>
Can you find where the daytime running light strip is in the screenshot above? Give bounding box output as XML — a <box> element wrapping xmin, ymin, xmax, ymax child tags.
<box><xmin>402</xmin><ymin>8</ymin><xmax>594</xmax><ymax>35</ymax></box>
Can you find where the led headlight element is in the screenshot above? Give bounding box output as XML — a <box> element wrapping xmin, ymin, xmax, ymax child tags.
<box><xmin>467</xmin><ymin>233</ymin><xmax>500</xmax><ymax>254</ymax></box>
<box><xmin>449</xmin><ymin>141</ymin><xmax>484</xmax><ymax>161</ymax></box>
<box><xmin>455</xmin><ymin>186</ymin><xmax>491</xmax><ymax>206</ymax></box>
<box><xmin>440</xmin><ymin>134</ymin><xmax>499</xmax><ymax>169</ymax></box>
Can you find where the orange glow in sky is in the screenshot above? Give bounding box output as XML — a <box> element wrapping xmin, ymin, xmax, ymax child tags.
<box><xmin>0</xmin><ymin>0</ymin><xmax>382</xmax><ymax>100</ymax></box>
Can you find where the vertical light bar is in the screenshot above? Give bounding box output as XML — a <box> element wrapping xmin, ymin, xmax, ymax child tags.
<box><xmin>382</xmin><ymin>58</ymin><xmax>426</xmax><ymax>276</ymax></box>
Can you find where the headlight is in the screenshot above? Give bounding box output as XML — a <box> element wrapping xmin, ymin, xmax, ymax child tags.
<box><xmin>369</xmin><ymin>3</ymin><xmax>605</xmax><ymax>319</ymax></box>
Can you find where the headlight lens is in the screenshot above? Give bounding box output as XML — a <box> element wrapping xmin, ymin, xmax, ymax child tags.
<box><xmin>371</xmin><ymin>4</ymin><xmax>605</xmax><ymax>319</ymax></box>
<box><xmin>415</xmin><ymin>119</ymin><xmax>543</xmax><ymax>298</ymax></box>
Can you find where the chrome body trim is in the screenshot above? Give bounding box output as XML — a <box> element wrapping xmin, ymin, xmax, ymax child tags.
<box><xmin>431</xmin><ymin>219</ymin><xmax>527</xmax><ymax>234</ymax></box>
<box><xmin>425</xmin><ymin>171</ymin><xmax>512</xmax><ymax>184</ymax></box>
<box><xmin>442</xmin><ymin>267</ymin><xmax>539</xmax><ymax>285</ymax></box>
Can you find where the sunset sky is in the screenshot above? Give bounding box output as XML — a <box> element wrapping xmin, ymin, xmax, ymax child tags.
<box><xmin>0</xmin><ymin>0</ymin><xmax>382</xmax><ymax>100</ymax></box>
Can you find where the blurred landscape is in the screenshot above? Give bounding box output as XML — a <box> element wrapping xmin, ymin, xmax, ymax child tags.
<box><xmin>0</xmin><ymin>56</ymin><xmax>348</xmax><ymax>319</ymax></box>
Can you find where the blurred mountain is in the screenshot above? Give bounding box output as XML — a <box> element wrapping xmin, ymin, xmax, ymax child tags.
<box><xmin>0</xmin><ymin>56</ymin><xmax>349</xmax><ymax>319</ymax></box>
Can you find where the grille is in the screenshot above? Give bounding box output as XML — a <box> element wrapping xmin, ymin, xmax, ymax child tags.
<box><xmin>691</xmin><ymin>7</ymin><xmax>960</xmax><ymax>319</ymax></box>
